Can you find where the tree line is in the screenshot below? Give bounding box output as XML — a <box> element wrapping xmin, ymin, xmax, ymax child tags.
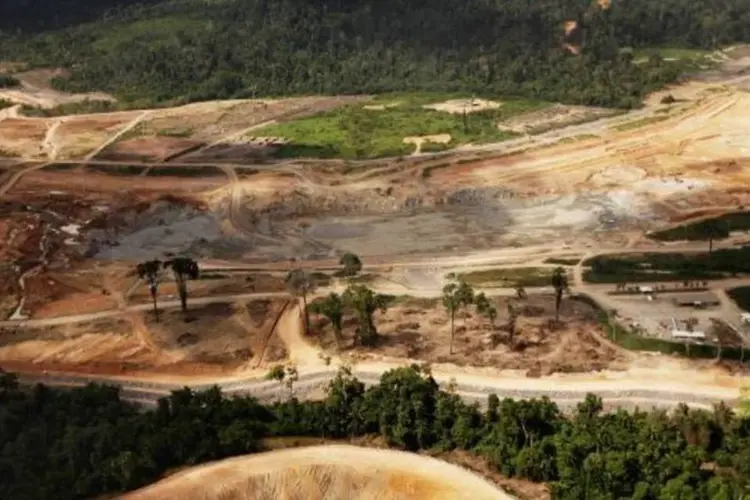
<box><xmin>0</xmin><ymin>364</ymin><xmax>748</xmax><ymax>499</ymax></box>
<box><xmin>1</xmin><ymin>0</ymin><xmax>749</xmax><ymax>107</ymax></box>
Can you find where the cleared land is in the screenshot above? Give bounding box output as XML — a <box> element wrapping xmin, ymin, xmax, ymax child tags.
<box><xmin>310</xmin><ymin>295</ymin><xmax>625</xmax><ymax>375</ymax></box>
<box><xmin>121</xmin><ymin>445</ymin><xmax>512</xmax><ymax>500</ymax></box>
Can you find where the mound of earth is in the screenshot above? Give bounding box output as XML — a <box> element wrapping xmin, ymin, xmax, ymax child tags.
<box><xmin>423</xmin><ymin>99</ymin><xmax>502</xmax><ymax>114</ymax></box>
<box><xmin>122</xmin><ymin>445</ymin><xmax>512</xmax><ymax>500</ymax></box>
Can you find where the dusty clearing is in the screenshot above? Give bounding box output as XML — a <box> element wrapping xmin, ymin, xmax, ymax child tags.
<box><xmin>0</xmin><ymin>298</ymin><xmax>290</xmax><ymax>372</ymax></box>
<box><xmin>424</xmin><ymin>98</ymin><xmax>502</xmax><ymax>114</ymax></box>
<box><xmin>0</xmin><ymin>68</ymin><xmax>114</xmax><ymax>108</ymax></box>
<box><xmin>310</xmin><ymin>295</ymin><xmax>626</xmax><ymax>375</ymax></box>
<box><xmin>95</xmin><ymin>136</ymin><xmax>203</xmax><ymax>162</ymax></box>
<box><xmin>496</xmin><ymin>104</ymin><xmax>618</xmax><ymax>134</ymax></box>
<box><xmin>121</xmin><ymin>445</ymin><xmax>512</xmax><ymax>500</ymax></box>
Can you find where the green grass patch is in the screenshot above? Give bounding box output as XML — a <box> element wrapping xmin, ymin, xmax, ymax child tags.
<box><xmin>83</xmin><ymin>164</ymin><xmax>146</xmax><ymax>176</ymax></box>
<box><xmin>253</xmin><ymin>94</ymin><xmax>548</xmax><ymax>159</ymax></box>
<box><xmin>612</xmin><ymin>115</ymin><xmax>669</xmax><ymax>132</ymax></box>
<box><xmin>155</xmin><ymin>127</ymin><xmax>194</xmax><ymax>138</ymax></box>
<box><xmin>146</xmin><ymin>166</ymin><xmax>224</xmax><ymax>177</ymax></box>
<box><xmin>544</xmin><ymin>257</ymin><xmax>581</xmax><ymax>266</ymax></box>
<box><xmin>457</xmin><ymin>267</ymin><xmax>556</xmax><ymax>288</ymax></box>
<box><xmin>582</xmin><ymin>247</ymin><xmax>750</xmax><ymax>283</ymax></box>
<box><xmin>648</xmin><ymin>212</ymin><xmax>750</xmax><ymax>241</ymax></box>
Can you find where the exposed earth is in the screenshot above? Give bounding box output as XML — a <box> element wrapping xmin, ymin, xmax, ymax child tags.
<box><xmin>1</xmin><ymin>48</ymin><xmax>750</xmax><ymax>499</ymax></box>
<box><xmin>120</xmin><ymin>445</ymin><xmax>513</xmax><ymax>500</ymax></box>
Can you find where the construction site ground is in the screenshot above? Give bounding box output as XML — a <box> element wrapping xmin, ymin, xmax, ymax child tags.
<box><xmin>0</xmin><ymin>49</ymin><xmax>750</xmax><ymax>421</ymax></box>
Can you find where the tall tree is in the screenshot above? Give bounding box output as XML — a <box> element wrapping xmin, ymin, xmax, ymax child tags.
<box><xmin>342</xmin><ymin>284</ymin><xmax>389</xmax><ymax>346</ymax></box>
<box><xmin>309</xmin><ymin>292</ymin><xmax>344</xmax><ymax>348</ymax></box>
<box><xmin>442</xmin><ymin>280</ymin><xmax>475</xmax><ymax>354</ymax></box>
<box><xmin>607</xmin><ymin>308</ymin><xmax>618</xmax><ymax>341</ymax></box>
<box><xmin>285</xmin><ymin>269</ymin><xmax>317</xmax><ymax>334</ymax></box>
<box><xmin>339</xmin><ymin>252</ymin><xmax>363</xmax><ymax>277</ymax></box>
<box><xmin>507</xmin><ymin>302</ymin><xmax>519</xmax><ymax>347</ymax></box>
<box><xmin>164</xmin><ymin>257</ymin><xmax>199</xmax><ymax>314</ymax></box>
<box><xmin>551</xmin><ymin>267</ymin><xmax>569</xmax><ymax>322</ymax></box>
<box><xmin>136</xmin><ymin>259</ymin><xmax>162</xmax><ymax>321</ymax></box>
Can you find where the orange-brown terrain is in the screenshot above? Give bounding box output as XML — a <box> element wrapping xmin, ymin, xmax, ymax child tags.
<box><xmin>0</xmin><ymin>51</ymin><xmax>749</xmax><ymax>402</ymax></box>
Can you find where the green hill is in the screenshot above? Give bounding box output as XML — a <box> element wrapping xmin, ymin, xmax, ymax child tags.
<box><xmin>1</xmin><ymin>0</ymin><xmax>749</xmax><ymax>107</ymax></box>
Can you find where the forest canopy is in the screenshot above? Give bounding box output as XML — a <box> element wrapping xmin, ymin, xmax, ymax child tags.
<box><xmin>1</xmin><ymin>0</ymin><xmax>749</xmax><ymax>107</ymax></box>
<box><xmin>0</xmin><ymin>366</ymin><xmax>749</xmax><ymax>500</ymax></box>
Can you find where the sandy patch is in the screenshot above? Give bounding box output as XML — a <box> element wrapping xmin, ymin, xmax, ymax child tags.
<box><xmin>121</xmin><ymin>445</ymin><xmax>512</xmax><ymax>500</ymax></box>
<box><xmin>424</xmin><ymin>99</ymin><xmax>502</xmax><ymax>114</ymax></box>
<box><xmin>589</xmin><ymin>165</ymin><xmax>647</xmax><ymax>186</ymax></box>
<box><xmin>363</xmin><ymin>101</ymin><xmax>402</xmax><ymax>111</ymax></box>
<box><xmin>403</xmin><ymin>133</ymin><xmax>452</xmax><ymax>154</ymax></box>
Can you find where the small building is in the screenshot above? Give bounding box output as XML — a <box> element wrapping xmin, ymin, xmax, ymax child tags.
<box><xmin>671</xmin><ymin>329</ymin><xmax>707</xmax><ymax>341</ymax></box>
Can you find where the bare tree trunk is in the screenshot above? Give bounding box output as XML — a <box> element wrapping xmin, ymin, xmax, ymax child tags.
<box><xmin>301</xmin><ymin>292</ymin><xmax>309</xmax><ymax>335</ymax></box>
<box><xmin>449</xmin><ymin>310</ymin><xmax>455</xmax><ymax>355</ymax></box>
<box><xmin>177</xmin><ymin>279</ymin><xmax>187</xmax><ymax>313</ymax></box>
<box><xmin>150</xmin><ymin>289</ymin><xmax>159</xmax><ymax>322</ymax></box>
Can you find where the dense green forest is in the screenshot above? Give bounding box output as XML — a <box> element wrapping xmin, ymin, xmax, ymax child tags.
<box><xmin>0</xmin><ymin>366</ymin><xmax>748</xmax><ymax>499</ymax></box>
<box><xmin>1</xmin><ymin>0</ymin><xmax>749</xmax><ymax>107</ymax></box>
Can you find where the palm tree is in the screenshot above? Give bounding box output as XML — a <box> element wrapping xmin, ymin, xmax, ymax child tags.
<box><xmin>607</xmin><ymin>308</ymin><xmax>618</xmax><ymax>341</ymax></box>
<box><xmin>285</xmin><ymin>269</ymin><xmax>316</xmax><ymax>334</ymax></box>
<box><xmin>339</xmin><ymin>252</ymin><xmax>362</xmax><ymax>277</ymax></box>
<box><xmin>342</xmin><ymin>284</ymin><xmax>389</xmax><ymax>346</ymax></box>
<box><xmin>515</xmin><ymin>285</ymin><xmax>527</xmax><ymax>300</ymax></box>
<box><xmin>309</xmin><ymin>292</ymin><xmax>344</xmax><ymax>348</ymax></box>
<box><xmin>551</xmin><ymin>267</ymin><xmax>568</xmax><ymax>322</ymax></box>
<box><xmin>701</xmin><ymin>219</ymin><xmax>729</xmax><ymax>258</ymax></box>
<box><xmin>136</xmin><ymin>259</ymin><xmax>162</xmax><ymax>321</ymax></box>
<box><xmin>163</xmin><ymin>257</ymin><xmax>199</xmax><ymax>314</ymax></box>
<box><xmin>442</xmin><ymin>280</ymin><xmax>475</xmax><ymax>354</ymax></box>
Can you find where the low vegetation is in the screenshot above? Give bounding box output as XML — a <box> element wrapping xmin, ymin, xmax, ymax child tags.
<box><xmin>83</xmin><ymin>164</ymin><xmax>146</xmax><ymax>176</ymax></box>
<box><xmin>145</xmin><ymin>166</ymin><xmax>224</xmax><ymax>177</ymax></box>
<box><xmin>255</xmin><ymin>94</ymin><xmax>543</xmax><ymax>159</ymax></box>
<box><xmin>612</xmin><ymin>115</ymin><xmax>669</xmax><ymax>132</ymax></box>
<box><xmin>649</xmin><ymin>212</ymin><xmax>750</xmax><ymax>242</ymax></box>
<box><xmin>457</xmin><ymin>267</ymin><xmax>557</xmax><ymax>288</ymax></box>
<box><xmin>543</xmin><ymin>257</ymin><xmax>581</xmax><ymax>265</ymax></box>
<box><xmin>727</xmin><ymin>286</ymin><xmax>750</xmax><ymax>312</ymax></box>
<box><xmin>1</xmin><ymin>364</ymin><xmax>749</xmax><ymax>500</ymax></box>
<box><xmin>0</xmin><ymin>74</ymin><xmax>20</xmax><ymax>88</ymax></box>
<box><xmin>582</xmin><ymin>247</ymin><xmax>750</xmax><ymax>283</ymax></box>
<box><xmin>0</xmin><ymin>99</ymin><xmax>14</xmax><ymax>110</ymax></box>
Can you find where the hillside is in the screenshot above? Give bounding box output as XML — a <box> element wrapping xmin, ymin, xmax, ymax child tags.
<box><xmin>2</xmin><ymin>0</ymin><xmax>750</xmax><ymax>108</ymax></box>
